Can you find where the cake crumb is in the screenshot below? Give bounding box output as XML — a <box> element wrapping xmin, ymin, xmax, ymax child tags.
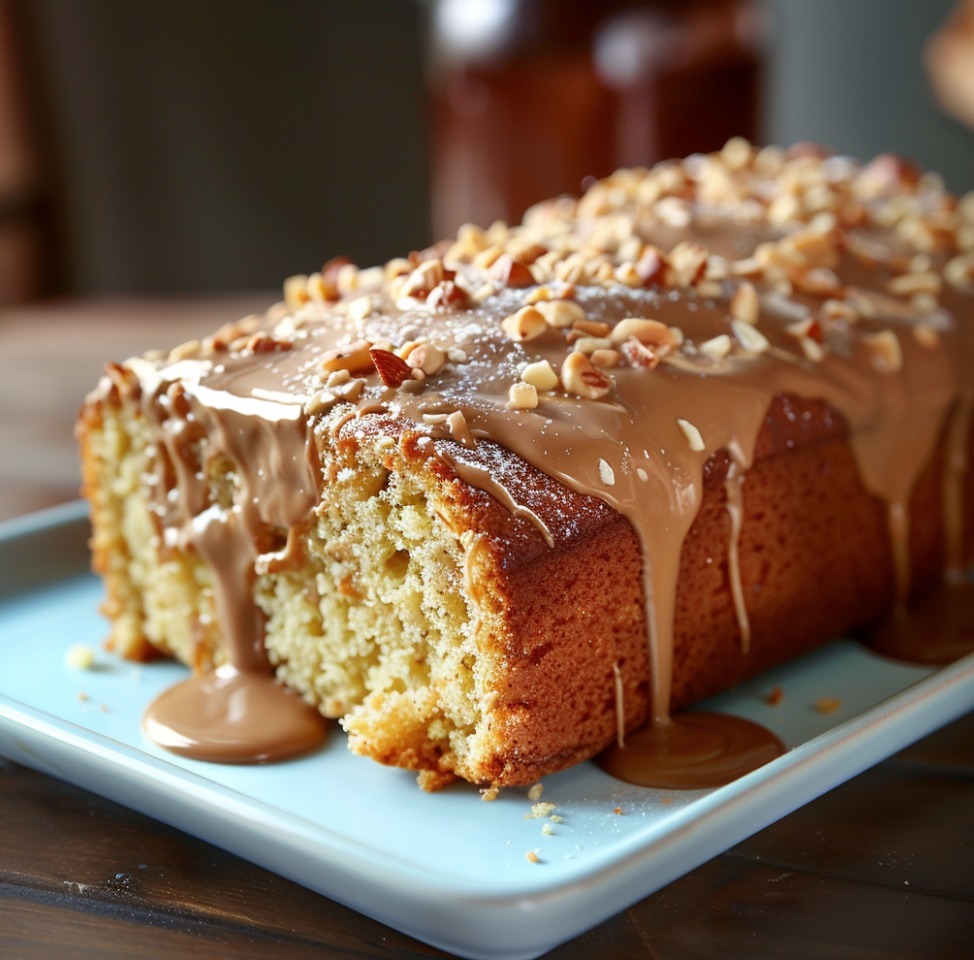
<box><xmin>764</xmin><ymin>685</ymin><xmax>784</xmax><ymax>706</ymax></box>
<box><xmin>480</xmin><ymin>784</ymin><xmax>500</xmax><ymax>802</ymax></box>
<box><xmin>541</xmin><ymin>823</ymin><xmax>555</xmax><ymax>836</ymax></box>
<box><xmin>77</xmin><ymin>691</ymin><xmax>90</xmax><ymax>702</ymax></box>
<box><xmin>613</xmin><ymin>806</ymin><xmax>624</xmax><ymax>815</ymax></box>
<box><xmin>814</xmin><ymin>696</ymin><xmax>842</xmax><ymax>714</ymax></box>
<box><xmin>65</xmin><ymin>644</ymin><xmax>96</xmax><ymax>670</ymax></box>
<box><xmin>527</xmin><ymin>801</ymin><xmax>557</xmax><ymax>820</ymax></box>
<box><xmin>525</xmin><ymin>851</ymin><xmax>541</xmax><ymax>864</ymax></box>
<box><xmin>527</xmin><ymin>782</ymin><xmax>544</xmax><ymax>802</ymax></box>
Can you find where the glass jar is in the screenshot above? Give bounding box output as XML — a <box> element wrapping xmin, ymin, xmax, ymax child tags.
<box><xmin>427</xmin><ymin>0</ymin><xmax>764</xmax><ymax>237</ymax></box>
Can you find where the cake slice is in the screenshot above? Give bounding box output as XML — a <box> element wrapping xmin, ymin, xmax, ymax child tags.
<box><xmin>78</xmin><ymin>142</ymin><xmax>974</xmax><ymax>789</ymax></box>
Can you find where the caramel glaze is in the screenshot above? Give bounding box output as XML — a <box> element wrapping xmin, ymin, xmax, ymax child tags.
<box><xmin>90</xmin><ymin>145</ymin><xmax>974</xmax><ymax>786</ymax></box>
<box><xmin>864</xmin><ymin>579</ymin><xmax>974</xmax><ymax>666</ymax></box>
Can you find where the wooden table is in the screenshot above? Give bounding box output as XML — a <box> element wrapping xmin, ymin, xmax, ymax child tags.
<box><xmin>1</xmin><ymin>299</ymin><xmax>972</xmax><ymax>959</ymax></box>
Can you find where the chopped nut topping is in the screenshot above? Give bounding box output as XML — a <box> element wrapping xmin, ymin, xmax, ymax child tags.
<box><xmin>490</xmin><ymin>254</ymin><xmax>535</xmax><ymax>288</ymax></box>
<box><xmin>911</xmin><ymin>292</ymin><xmax>939</xmax><ymax>315</ymax></box>
<box><xmin>305</xmin><ymin>271</ymin><xmax>328</xmax><ymax>304</ymax></box>
<box><xmin>501</xmin><ymin>306</ymin><xmax>548</xmax><ymax>342</ymax></box>
<box><xmin>398</xmin><ymin>259</ymin><xmax>445</xmax><ymax>300</ymax></box>
<box><xmin>912</xmin><ymin>323</ymin><xmax>941</xmax><ymax>349</ymax></box>
<box><xmin>888</xmin><ymin>271</ymin><xmax>942</xmax><ymax>298</ymax></box>
<box><xmin>573</xmin><ymin>318</ymin><xmax>611</xmax><ymax>337</ymax></box>
<box><xmin>403</xmin><ymin>342</ymin><xmax>447</xmax><ymax>377</ymax></box>
<box><xmin>609</xmin><ymin>318</ymin><xmax>679</xmax><ymax>357</ymax></box>
<box><xmin>590</xmin><ymin>348</ymin><xmax>621</xmax><ymax>368</ymax></box>
<box><xmin>507</xmin><ymin>382</ymin><xmax>539</xmax><ymax>410</ymax></box>
<box><xmin>699</xmin><ymin>334</ymin><xmax>733</xmax><ymax>360</ymax></box>
<box><xmin>521</xmin><ymin>359</ymin><xmax>560</xmax><ymax>392</ymax></box>
<box><xmin>634</xmin><ymin>246</ymin><xmax>667</xmax><ymax>287</ymax></box>
<box><xmin>534</xmin><ymin>299</ymin><xmax>585</xmax><ymax>329</ymax></box>
<box><xmin>561</xmin><ymin>351</ymin><xmax>614</xmax><ymax>399</ymax></box>
<box><xmin>863</xmin><ymin>329</ymin><xmax>903</xmax><ymax>373</ymax></box>
<box><xmin>321</xmin><ymin>341</ymin><xmax>375</xmax><ymax>375</ymax></box>
<box><xmin>240</xmin><ymin>332</ymin><xmax>288</xmax><ymax>354</ymax></box>
<box><xmin>614</xmin><ymin>261</ymin><xmax>644</xmax><ymax>287</ymax></box>
<box><xmin>668</xmin><ymin>240</ymin><xmax>710</xmax><ymax>287</ymax></box>
<box><xmin>304</xmin><ymin>389</ymin><xmax>339</xmax><ymax>416</ymax></box>
<box><xmin>168</xmin><ymin>338</ymin><xmax>202</xmax><ymax>362</ymax></box>
<box><xmin>337</xmin><ymin>378</ymin><xmax>365</xmax><ymax>402</ymax></box>
<box><xmin>384</xmin><ymin>257</ymin><xmax>413</xmax><ymax>281</ymax></box>
<box><xmin>821</xmin><ymin>299</ymin><xmax>859</xmax><ymax>324</ymax></box>
<box><xmin>369</xmin><ymin>347</ymin><xmax>412</xmax><ymax>387</ymax></box>
<box><xmin>426</xmin><ymin>280</ymin><xmax>472</xmax><ymax>311</ymax></box>
<box><xmin>729</xmin><ymin>282</ymin><xmax>759</xmax><ymax>325</ymax></box>
<box><xmin>348</xmin><ymin>293</ymin><xmax>373</xmax><ymax>323</ymax></box>
<box><xmin>944</xmin><ymin>253</ymin><xmax>974</xmax><ymax>289</ymax></box>
<box><xmin>335</xmin><ymin>261</ymin><xmax>360</xmax><ymax>296</ymax></box>
<box><xmin>445</xmin><ymin>222</ymin><xmax>489</xmax><ymax>263</ymax></box>
<box><xmin>799</xmin><ymin>336</ymin><xmax>825</xmax><ymax>362</ymax></box>
<box><xmin>655</xmin><ymin>196</ymin><xmax>692</xmax><ymax>228</ymax></box>
<box><xmin>677</xmin><ymin>418</ymin><xmax>706</xmax><ymax>452</ymax></box>
<box><xmin>731</xmin><ymin>319</ymin><xmax>770</xmax><ymax>354</ymax></box>
<box><xmin>472</xmin><ymin>244</ymin><xmax>503</xmax><ymax>270</ymax></box>
<box><xmin>786</xmin><ymin>317</ymin><xmax>822</xmax><ymax>342</ymax></box>
<box><xmin>598</xmin><ymin>458</ymin><xmax>615</xmax><ymax>486</ymax></box>
<box><xmin>283</xmin><ymin>273</ymin><xmax>310</xmax><ymax>311</ymax></box>
<box><xmin>721</xmin><ymin>135</ymin><xmax>753</xmax><ymax>171</ymax></box>
<box><xmin>526</xmin><ymin>282</ymin><xmax>575</xmax><ymax>304</ymax></box>
<box><xmin>696</xmin><ymin>279</ymin><xmax>724</xmax><ymax>299</ymax></box>
<box><xmin>571</xmin><ymin>335</ymin><xmax>613</xmax><ymax>355</ymax></box>
<box><xmin>620</xmin><ymin>337</ymin><xmax>664</xmax><ymax>369</ymax></box>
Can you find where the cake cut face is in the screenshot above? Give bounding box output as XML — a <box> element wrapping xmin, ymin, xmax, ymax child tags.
<box><xmin>78</xmin><ymin>141</ymin><xmax>974</xmax><ymax>790</ymax></box>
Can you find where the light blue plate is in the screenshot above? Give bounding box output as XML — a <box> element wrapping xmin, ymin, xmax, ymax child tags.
<box><xmin>1</xmin><ymin>502</ymin><xmax>972</xmax><ymax>959</ymax></box>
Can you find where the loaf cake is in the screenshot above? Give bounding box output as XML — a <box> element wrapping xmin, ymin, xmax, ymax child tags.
<box><xmin>78</xmin><ymin>141</ymin><xmax>974</xmax><ymax>789</ymax></box>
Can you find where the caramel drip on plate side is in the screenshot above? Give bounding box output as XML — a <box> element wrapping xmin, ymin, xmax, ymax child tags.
<box><xmin>95</xmin><ymin>146</ymin><xmax>974</xmax><ymax>781</ymax></box>
<box><xmin>144</xmin><ymin>664</ymin><xmax>327</xmax><ymax>763</ymax></box>
<box><xmin>597</xmin><ymin>711</ymin><xmax>785</xmax><ymax>790</ymax></box>
<box><xmin>866</xmin><ymin>579</ymin><xmax>974</xmax><ymax>665</ymax></box>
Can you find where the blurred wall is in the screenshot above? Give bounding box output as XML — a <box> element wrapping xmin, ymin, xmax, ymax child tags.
<box><xmin>17</xmin><ymin>0</ymin><xmax>429</xmax><ymax>296</ymax></box>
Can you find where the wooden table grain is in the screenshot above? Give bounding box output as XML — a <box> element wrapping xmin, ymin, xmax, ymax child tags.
<box><xmin>1</xmin><ymin>299</ymin><xmax>972</xmax><ymax>959</ymax></box>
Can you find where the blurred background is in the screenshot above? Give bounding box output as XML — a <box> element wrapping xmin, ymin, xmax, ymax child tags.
<box><xmin>2</xmin><ymin>0</ymin><xmax>974</xmax><ymax>306</ymax></box>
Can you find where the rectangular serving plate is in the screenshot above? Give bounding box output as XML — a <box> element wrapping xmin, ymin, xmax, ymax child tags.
<box><xmin>1</xmin><ymin>502</ymin><xmax>972</xmax><ymax>960</ymax></box>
